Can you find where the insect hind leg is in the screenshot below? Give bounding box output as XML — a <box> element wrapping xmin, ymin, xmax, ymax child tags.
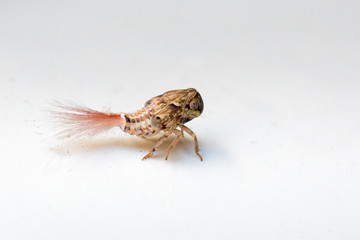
<box><xmin>142</xmin><ymin>130</ymin><xmax>172</xmax><ymax>160</ymax></box>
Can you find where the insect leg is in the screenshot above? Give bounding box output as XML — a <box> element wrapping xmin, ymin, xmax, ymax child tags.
<box><xmin>165</xmin><ymin>129</ymin><xmax>182</xmax><ymax>160</ymax></box>
<box><xmin>142</xmin><ymin>130</ymin><xmax>172</xmax><ymax>160</ymax></box>
<box><xmin>180</xmin><ymin>125</ymin><xmax>203</xmax><ymax>161</ymax></box>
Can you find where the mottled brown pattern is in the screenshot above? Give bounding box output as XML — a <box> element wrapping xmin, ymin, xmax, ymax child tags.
<box><xmin>140</xmin><ymin>88</ymin><xmax>204</xmax><ymax>160</ymax></box>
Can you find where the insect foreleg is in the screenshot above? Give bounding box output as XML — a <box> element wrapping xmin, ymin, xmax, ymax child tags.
<box><xmin>180</xmin><ymin>125</ymin><xmax>203</xmax><ymax>161</ymax></box>
<box><xmin>142</xmin><ymin>130</ymin><xmax>172</xmax><ymax>160</ymax></box>
<box><xmin>165</xmin><ymin>129</ymin><xmax>182</xmax><ymax>160</ymax></box>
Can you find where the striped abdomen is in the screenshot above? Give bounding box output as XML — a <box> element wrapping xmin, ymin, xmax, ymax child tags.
<box><xmin>121</xmin><ymin>105</ymin><xmax>157</xmax><ymax>137</ymax></box>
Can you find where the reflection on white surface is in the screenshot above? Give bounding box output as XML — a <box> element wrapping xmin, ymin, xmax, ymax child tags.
<box><xmin>0</xmin><ymin>0</ymin><xmax>359</xmax><ymax>239</ymax></box>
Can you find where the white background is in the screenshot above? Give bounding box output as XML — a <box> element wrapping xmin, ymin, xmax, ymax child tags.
<box><xmin>1</xmin><ymin>0</ymin><xmax>360</xmax><ymax>239</ymax></box>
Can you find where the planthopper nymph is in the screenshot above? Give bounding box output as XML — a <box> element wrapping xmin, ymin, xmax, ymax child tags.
<box><xmin>52</xmin><ymin>88</ymin><xmax>204</xmax><ymax>161</ymax></box>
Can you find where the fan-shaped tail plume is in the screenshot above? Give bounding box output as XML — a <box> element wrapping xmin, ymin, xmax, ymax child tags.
<box><xmin>50</xmin><ymin>101</ymin><xmax>124</xmax><ymax>139</ymax></box>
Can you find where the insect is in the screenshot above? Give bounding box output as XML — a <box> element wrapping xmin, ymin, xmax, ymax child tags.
<box><xmin>52</xmin><ymin>88</ymin><xmax>204</xmax><ymax>161</ymax></box>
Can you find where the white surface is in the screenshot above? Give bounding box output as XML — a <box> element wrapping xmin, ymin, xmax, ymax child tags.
<box><xmin>1</xmin><ymin>0</ymin><xmax>360</xmax><ymax>239</ymax></box>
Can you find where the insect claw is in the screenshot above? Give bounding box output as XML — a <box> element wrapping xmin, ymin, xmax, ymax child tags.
<box><xmin>142</xmin><ymin>153</ymin><xmax>152</xmax><ymax>160</ymax></box>
<box><xmin>165</xmin><ymin>153</ymin><xmax>169</xmax><ymax>160</ymax></box>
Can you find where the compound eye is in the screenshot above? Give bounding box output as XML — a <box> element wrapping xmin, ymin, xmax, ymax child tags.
<box><xmin>190</xmin><ymin>99</ymin><xmax>199</xmax><ymax>110</ymax></box>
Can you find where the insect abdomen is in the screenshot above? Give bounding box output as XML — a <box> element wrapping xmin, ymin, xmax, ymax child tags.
<box><xmin>122</xmin><ymin>108</ymin><xmax>157</xmax><ymax>137</ymax></box>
